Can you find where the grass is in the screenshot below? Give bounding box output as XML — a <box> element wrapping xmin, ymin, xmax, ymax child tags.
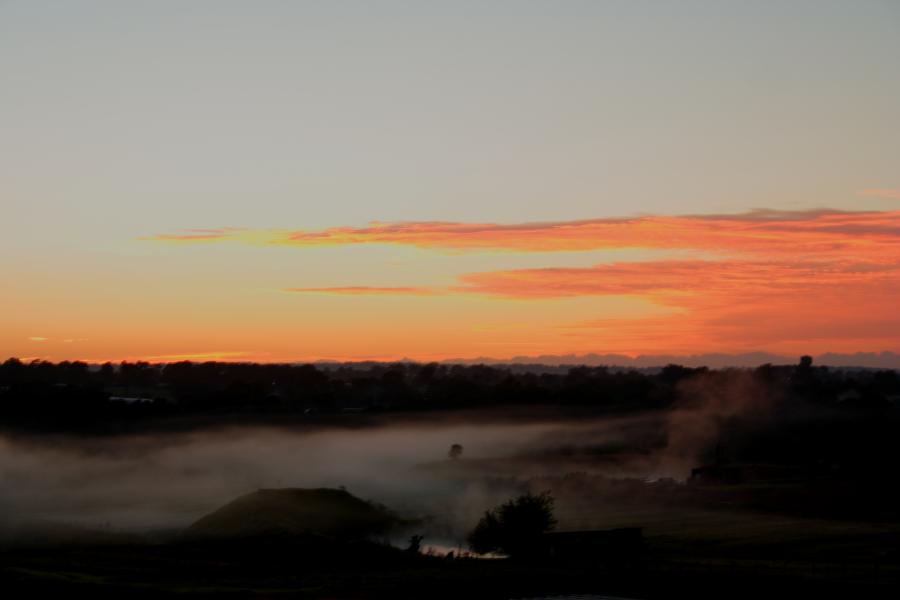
<box><xmin>4</xmin><ymin>482</ymin><xmax>900</xmax><ymax>597</ymax></box>
<box><xmin>183</xmin><ymin>487</ymin><xmax>399</xmax><ymax>540</ymax></box>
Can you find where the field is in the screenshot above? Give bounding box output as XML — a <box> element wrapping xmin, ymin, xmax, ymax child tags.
<box><xmin>2</xmin><ymin>413</ymin><xmax>899</xmax><ymax>598</ymax></box>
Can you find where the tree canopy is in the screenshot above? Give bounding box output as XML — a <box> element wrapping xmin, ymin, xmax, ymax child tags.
<box><xmin>468</xmin><ymin>492</ymin><xmax>557</xmax><ymax>559</ymax></box>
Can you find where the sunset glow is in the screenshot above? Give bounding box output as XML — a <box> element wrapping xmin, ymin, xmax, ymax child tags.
<box><xmin>2</xmin><ymin>1</ymin><xmax>899</xmax><ymax>365</ymax></box>
<box><xmin>139</xmin><ymin>209</ymin><xmax>900</xmax><ymax>360</ymax></box>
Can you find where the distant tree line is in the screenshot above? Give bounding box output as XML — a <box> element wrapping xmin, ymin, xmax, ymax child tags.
<box><xmin>0</xmin><ymin>356</ymin><xmax>898</xmax><ymax>435</ymax></box>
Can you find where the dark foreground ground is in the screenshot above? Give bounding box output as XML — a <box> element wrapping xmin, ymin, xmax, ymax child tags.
<box><xmin>2</xmin><ymin>529</ymin><xmax>897</xmax><ymax>600</ymax></box>
<box><xmin>3</xmin><ymin>359</ymin><xmax>900</xmax><ymax>597</ymax></box>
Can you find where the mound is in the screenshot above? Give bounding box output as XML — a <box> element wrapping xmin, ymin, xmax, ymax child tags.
<box><xmin>183</xmin><ymin>488</ymin><xmax>397</xmax><ymax>541</ymax></box>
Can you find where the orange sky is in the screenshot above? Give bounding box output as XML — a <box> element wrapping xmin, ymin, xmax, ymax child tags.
<box><xmin>4</xmin><ymin>3</ymin><xmax>899</xmax><ymax>364</ymax></box>
<box><xmin>104</xmin><ymin>208</ymin><xmax>900</xmax><ymax>362</ymax></box>
<box><xmin>6</xmin><ymin>207</ymin><xmax>900</xmax><ymax>363</ymax></box>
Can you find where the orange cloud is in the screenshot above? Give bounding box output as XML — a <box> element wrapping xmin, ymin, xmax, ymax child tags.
<box><xmin>454</xmin><ymin>257</ymin><xmax>900</xmax><ymax>353</ymax></box>
<box><xmin>455</xmin><ymin>259</ymin><xmax>900</xmax><ymax>298</ymax></box>
<box><xmin>119</xmin><ymin>351</ymin><xmax>261</xmax><ymax>363</ymax></box>
<box><xmin>282</xmin><ymin>211</ymin><xmax>884</xmax><ymax>252</ymax></box>
<box><xmin>143</xmin><ymin>209</ymin><xmax>900</xmax><ymax>355</ymax></box>
<box><xmin>277</xmin><ymin>209</ymin><xmax>900</xmax><ymax>256</ymax></box>
<box><xmin>557</xmin><ymin>290</ymin><xmax>900</xmax><ymax>355</ymax></box>
<box><xmin>276</xmin><ymin>212</ymin><xmax>785</xmax><ymax>254</ymax></box>
<box><xmin>148</xmin><ymin>210</ymin><xmax>900</xmax><ymax>257</ymax></box>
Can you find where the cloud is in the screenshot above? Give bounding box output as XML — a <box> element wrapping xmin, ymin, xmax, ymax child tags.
<box><xmin>122</xmin><ymin>351</ymin><xmax>260</xmax><ymax>363</ymax></box>
<box><xmin>858</xmin><ymin>188</ymin><xmax>900</xmax><ymax>200</ymax></box>
<box><xmin>141</xmin><ymin>227</ymin><xmax>249</xmax><ymax>242</ymax></box>
<box><xmin>284</xmin><ymin>286</ymin><xmax>439</xmax><ymax>296</ymax></box>
<box><xmin>452</xmin><ymin>254</ymin><xmax>900</xmax><ymax>351</ymax></box>
<box><xmin>27</xmin><ymin>337</ymin><xmax>48</xmax><ymax>342</ymax></box>
<box><xmin>146</xmin><ymin>208</ymin><xmax>900</xmax><ymax>353</ymax></box>
<box><xmin>454</xmin><ymin>258</ymin><xmax>900</xmax><ymax>299</ymax></box>
<box><xmin>147</xmin><ymin>210</ymin><xmax>900</xmax><ymax>257</ymax></box>
<box><xmin>279</xmin><ymin>210</ymin><xmax>897</xmax><ymax>254</ymax></box>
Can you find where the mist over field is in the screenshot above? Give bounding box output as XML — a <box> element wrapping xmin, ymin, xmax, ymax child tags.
<box><xmin>0</xmin><ymin>362</ymin><xmax>875</xmax><ymax>543</ymax></box>
<box><xmin>2</xmin><ymin>360</ymin><xmax>900</xmax><ymax>597</ymax></box>
<box><xmin>0</xmin><ymin>414</ymin><xmax>669</xmax><ymax>541</ymax></box>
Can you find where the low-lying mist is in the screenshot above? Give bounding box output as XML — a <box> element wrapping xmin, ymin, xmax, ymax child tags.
<box><xmin>1</xmin><ymin>368</ymin><xmax>811</xmax><ymax>548</ymax></box>
<box><xmin>0</xmin><ymin>413</ymin><xmax>672</xmax><ymax>545</ymax></box>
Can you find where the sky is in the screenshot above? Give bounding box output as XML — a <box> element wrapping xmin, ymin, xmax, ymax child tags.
<box><xmin>2</xmin><ymin>0</ymin><xmax>899</xmax><ymax>363</ymax></box>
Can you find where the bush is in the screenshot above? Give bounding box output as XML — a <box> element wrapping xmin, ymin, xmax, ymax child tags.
<box><xmin>467</xmin><ymin>492</ymin><xmax>556</xmax><ymax>559</ymax></box>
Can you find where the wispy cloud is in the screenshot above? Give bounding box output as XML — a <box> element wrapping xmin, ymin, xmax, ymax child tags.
<box><xmin>141</xmin><ymin>227</ymin><xmax>249</xmax><ymax>242</ymax></box>
<box><xmin>460</xmin><ymin>258</ymin><xmax>900</xmax><ymax>348</ymax></box>
<box><xmin>148</xmin><ymin>210</ymin><xmax>900</xmax><ymax>256</ymax></box>
<box><xmin>454</xmin><ymin>259</ymin><xmax>900</xmax><ymax>298</ymax></box>
<box><xmin>147</xmin><ymin>208</ymin><xmax>900</xmax><ymax>352</ymax></box>
<box><xmin>134</xmin><ymin>351</ymin><xmax>259</xmax><ymax>362</ymax></box>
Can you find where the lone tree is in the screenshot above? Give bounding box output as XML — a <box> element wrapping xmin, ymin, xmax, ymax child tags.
<box><xmin>467</xmin><ymin>491</ymin><xmax>556</xmax><ymax>559</ymax></box>
<box><xmin>448</xmin><ymin>443</ymin><xmax>463</xmax><ymax>460</ymax></box>
<box><xmin>406</xmin><ymin>534</ymin><xmax>424</xmax><ymax>554</ymax></box>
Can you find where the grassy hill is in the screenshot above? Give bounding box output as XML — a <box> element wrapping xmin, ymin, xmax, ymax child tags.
<box><xmin>182</xmin><ymin>488</ymin><xmax>398</xmax><ymax>541</ymax></box>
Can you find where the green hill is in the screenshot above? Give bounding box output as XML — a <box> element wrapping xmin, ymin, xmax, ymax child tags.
<box><xmin>182</xmin><ymin>488</ymin><xmax>398</xmax><ymax>541</ymax></box>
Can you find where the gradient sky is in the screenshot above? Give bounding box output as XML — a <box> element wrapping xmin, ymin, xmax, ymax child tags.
<box><xmin>2</xmin><ymin>0</ymin><xmax>899</xmax><ymax>363</ymax></box>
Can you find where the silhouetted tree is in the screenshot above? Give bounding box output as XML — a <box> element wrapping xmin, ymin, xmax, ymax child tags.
<box><xmin>468</xmin><ymin>492</ymin><xmax>556</xmax><ymax>559</ymax></box>
<box><xmin>448</xmin><ymin>443</ymin><xmax>463</xmax><ymax>460</ymax></box>
<box><xmin>799</xmin><ymin>355</ymin><xmax>814</xmax><ymax>371</ymax></box>
<box><xmin>406</xmin><ymin>534</ymin><xmax>424</xmax><ymax>554</ymax></box>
